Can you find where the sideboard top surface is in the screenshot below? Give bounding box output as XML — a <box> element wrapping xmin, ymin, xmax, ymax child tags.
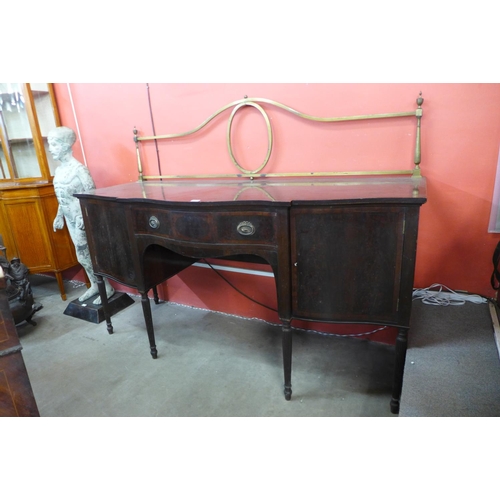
<box><xmin>76</xmin><ymin>175</ymin><xmax>427</xmax><ymax>206</ymax></box>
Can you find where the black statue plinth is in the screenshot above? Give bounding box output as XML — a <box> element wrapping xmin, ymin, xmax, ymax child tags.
<box><xmin>63</xmin><ymin>292</ymin><xmax>135</xmax><ymax>324</ymax></box>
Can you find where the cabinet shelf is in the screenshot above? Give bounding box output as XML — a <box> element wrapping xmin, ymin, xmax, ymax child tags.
<box><xmin>5</xmin><ymin>136</ymin><xmax>50</xmax><ymax>144</ymax></box>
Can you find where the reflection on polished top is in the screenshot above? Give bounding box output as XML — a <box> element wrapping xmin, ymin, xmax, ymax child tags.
<box><xmin>80</xmin><ymin>175</ymin><xmax>427</xmax><ymax>205</ymax></box>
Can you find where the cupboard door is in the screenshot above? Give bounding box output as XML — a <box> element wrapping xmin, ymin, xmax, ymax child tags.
<box><xmin>80</xmin><ymin>199</ymin><xmax>137</xmax><ymax>286</ymax></box>
<box><xmin>291</xmin><ymin>205</ymin><xmax>411</xmax><ymax>325</ymax></box>
<box><xmin>1</xmin><ymin>197</ymin><xmax>52</xmax><ymax>268</ymax></box>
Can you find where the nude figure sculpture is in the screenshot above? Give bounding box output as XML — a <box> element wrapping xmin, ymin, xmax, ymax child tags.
<box><xmin>48</xmin><ymin>126</ymin><xmax>115</xmax><ymax>305</ymax></box>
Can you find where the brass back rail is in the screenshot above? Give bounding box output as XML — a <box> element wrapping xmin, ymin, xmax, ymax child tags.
<box><xmin>134</xmin><ymin>94</ymin><xmax>424</xmax><ymax>180</ymax></box>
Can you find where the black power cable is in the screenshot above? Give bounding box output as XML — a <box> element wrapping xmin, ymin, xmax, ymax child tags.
<box><xmin>146</xmin><ymin>83</ymin><xmax>162</xmax><ymax>176</ymax></box>
<box><xmin>202</xmin><ymin>259</ymin><xmax>277</xmax><ymax>312</ymax></box>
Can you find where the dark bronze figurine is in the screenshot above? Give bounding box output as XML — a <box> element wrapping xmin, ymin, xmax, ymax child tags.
<box><xmin>0</xmin><ymin>254</ymin><xmax>42</xmax><ymax>325</ymax></box>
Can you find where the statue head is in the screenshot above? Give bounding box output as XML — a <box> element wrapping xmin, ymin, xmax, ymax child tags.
<box><xmin>48</xmin><ymin>126</ymin><xmax>76</xmax><ymax>146</ymax></box>
<box><xmin>47</xmin><ymin>126</ymin><xmax>77</xmax><ymax>161</ymax></box>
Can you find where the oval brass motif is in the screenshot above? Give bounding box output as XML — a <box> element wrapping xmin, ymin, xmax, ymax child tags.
<box><xmin>226</xmin><ymin>101</ymin><xmax>273</xmax><ymax>175</ymax></box>
<box><xmin>237</xmin><ymin>221</ymin><xmax>256</xmax><ymax>236</ymax></box>
<box><xmin>149</xmin><ymin>216</ymin><xmax>160</xmax><ymax>229</ymax></box>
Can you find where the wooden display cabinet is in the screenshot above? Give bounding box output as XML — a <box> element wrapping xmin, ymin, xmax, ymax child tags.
<box><xmin>0</xmin><ymin>83</ymin><xmax>80</xmax><ymax>299</ymax></box>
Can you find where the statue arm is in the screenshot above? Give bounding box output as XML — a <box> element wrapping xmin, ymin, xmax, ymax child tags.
<box><xmin>75</xmin><ymin>166</ymin><xmax>95</xmax><ymax>230</ymax></box>
<box><xmin>53</xmin><ymin>204</ymin><xmax>65</xmax><ymax>231</ymax></box>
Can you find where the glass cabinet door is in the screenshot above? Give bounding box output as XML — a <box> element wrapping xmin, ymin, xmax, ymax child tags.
<box><xmin>0</xmin><ymin>83</ymin><xmax>60</xmax><ymax>182</ymax></box>
<box><xmin>31</xmin><ymin>83</ymin><xmax>59</xmax><ymax>175</ymax></box>
<box><xmin>0</xmin><ymin>138</ymin><xmax>10</xmax><ymax>180</ymax></box>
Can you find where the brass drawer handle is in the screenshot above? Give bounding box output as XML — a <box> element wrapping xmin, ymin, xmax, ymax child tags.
<box><xmin>149</xmin><ymin>216</ymin><xmax>160</xmax><ymax>229</ymax></box>
<box><xmin>237</xmin><ymin>221</ymin><xmax>256</xmax><ymax>236</ymax></box>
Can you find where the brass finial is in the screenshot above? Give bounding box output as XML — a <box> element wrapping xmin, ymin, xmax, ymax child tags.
<box><xmin>417</xmin><ymin>92</ymin><xmax>424</xmax><ymax>107</ymax></box>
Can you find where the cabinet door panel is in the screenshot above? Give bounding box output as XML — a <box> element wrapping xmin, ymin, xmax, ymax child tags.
<box><xmin>3</xmin><ymin>199</ymin><xmax>52</xmax><ymax>267</ymax></box>
<box><xmin>291</xmin><ymin>205</ymin><xmax>407</xmax><ymax>324</ymax></box>
<box><xmin>80</xmin><ymin>199</ymin><xmax>137</xmax><ymax>286</ymax></box>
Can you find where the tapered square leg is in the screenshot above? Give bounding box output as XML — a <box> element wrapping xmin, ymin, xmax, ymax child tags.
<box><xmin>391</xmin><ymin>327</ymin><xmax>409</xmax><ymax>414</ymax></box>
<box><xmin>97</xmin><ymin>274</ymin><xmax>113</xmax><ymax>334</ymax></box>
<box><xmin>141</xmin><ymin>291</ymin><xmax>158</xmax><ymax>359</ymax></box>
<box><xmin>282</xmin><ymin>321</ymin><xmax>292</xmax><ymax>400</ymax></box>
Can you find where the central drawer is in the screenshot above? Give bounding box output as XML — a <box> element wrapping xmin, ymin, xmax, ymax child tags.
<box><xmin>132</xmin><ymin>207</ymin><xmax>278</xmax><ymax>246</ymax></box>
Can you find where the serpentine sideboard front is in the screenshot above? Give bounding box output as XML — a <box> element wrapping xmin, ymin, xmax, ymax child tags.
<box><xmin>76</xmin><ymin>175</ymin><xmax>426</xmax><ymax>414</ymax></box>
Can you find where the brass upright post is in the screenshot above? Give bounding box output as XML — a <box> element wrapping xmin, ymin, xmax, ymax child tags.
<box><xmin>412</xmin><ymin>93</ymin><xmax>424</xmax><ymax>178</ymax></box>
<box><xmin>134</xmin><ymin>127</ymin><xmax>143</xmax><ymax>181</ymax></box>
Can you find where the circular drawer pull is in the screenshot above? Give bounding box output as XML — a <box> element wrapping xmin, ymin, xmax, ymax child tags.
<box><xmin>237</xmin><ymin>221</ymin><xmax>255</xmax><ymax>236</ymax></box>
<box><xmin>149</xmin><ymin>216</ymin><xmax>160</xmax><ymax>229</ymax></box>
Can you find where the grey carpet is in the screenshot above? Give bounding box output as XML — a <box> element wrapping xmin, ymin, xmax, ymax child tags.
<box><xmin>400</xmin><ymin>300</ymin><xmax>500</xmax><ymax>417</ymax></box>
<box><xmin>16</xmin><ymin>275</ymin><xmax>500</xmax><ymax>417</ymax></box>
<box><xmin>17</xmin><ymin>275</ymin><xmax>397</xmax><ymax>417</ymax></box>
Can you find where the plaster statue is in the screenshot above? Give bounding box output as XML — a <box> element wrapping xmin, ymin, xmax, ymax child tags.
<box><xmin>48</xmin><ymin>126</ymin><xmax>115</xmax><ymax>305</ymax></box>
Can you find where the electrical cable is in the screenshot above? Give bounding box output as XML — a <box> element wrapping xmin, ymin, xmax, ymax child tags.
<box><xmin>201</xmin><ymin>259</ymin><xmax>388</xmax><ymax>338</ymax></box>
<box><xmin>146</xmin><ymin>83</ymin><xmax>162</xmax><ymax>176</ymax></box>
<box><xmin>66</xmin><ymin>83</ymin><xmax>88</xmax><ymax>167</ymax></box>
<box><xmin>166</xmin><ymin>299</ymin><xmax>388</xmax><ymax>339</ymax></box>
<box><xmin>202</xmin><ymin>259</ymin><xmax>277</xmax><ymax>312</ymax></box>
<box><xmin>412</xmin><ymin>283</ymin><xmax>487</xmax><ymax>306</ymax></box>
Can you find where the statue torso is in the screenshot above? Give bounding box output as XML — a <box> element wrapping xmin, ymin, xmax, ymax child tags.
<box><xmin>53</xmin><ymin>159</ymin><xmax>96</xmax><ymax>220</ymax></box>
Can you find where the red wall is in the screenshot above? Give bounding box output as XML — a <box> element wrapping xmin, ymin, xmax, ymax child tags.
<box><xmin>53</xmin><ymin>83</ymin><xmax>500</xmax><ymax>343</ymax></box>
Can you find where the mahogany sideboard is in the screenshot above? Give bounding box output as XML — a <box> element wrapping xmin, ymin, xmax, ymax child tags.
<box><xmin>0</xmin><ymin>269</ymin><xmax>39</xmax><ymax>417</ymax></box>
<box><xmin>76</xmin><ymin>175</ymin><xmax>426</xmax><ymax>413</ymax></box>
